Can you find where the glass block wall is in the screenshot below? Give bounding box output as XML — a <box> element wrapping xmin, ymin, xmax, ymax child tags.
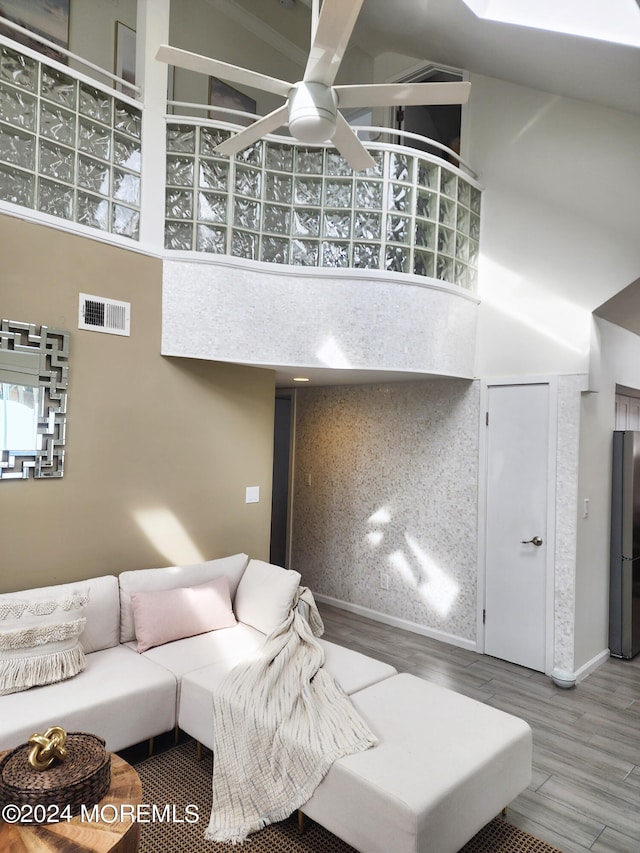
<box><xmin>0</xmin><ymin>43</ymin><xmax>482</xmax><ymax>289</ymax></box>
<box><xmin>0</xmin><ymin>45</ymin><xmax>141</xmax><ymax>239</ymax></box>
<box><xmin>165</xmin><ymin>123</ymin><xmax>481</xmax><ymax>292</ymax></box>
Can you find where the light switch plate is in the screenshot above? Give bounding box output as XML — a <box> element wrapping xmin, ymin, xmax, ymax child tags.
<box><xmin>245</xmin><ymin>486</ymin><xmax>260</xmax><ymax>504</ymax></box>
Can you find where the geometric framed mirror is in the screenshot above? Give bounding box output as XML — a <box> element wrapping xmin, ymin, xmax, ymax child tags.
<box><xmin>0</xmin><ymin>320</ymin><xmax>69</xmax><ymax>479</ymax></box>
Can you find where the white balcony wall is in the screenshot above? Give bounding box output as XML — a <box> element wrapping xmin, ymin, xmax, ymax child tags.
<box><xmin>161</xmin><ymin>258</ymin><xmax>478</xmax><ymax>379</ymax></box>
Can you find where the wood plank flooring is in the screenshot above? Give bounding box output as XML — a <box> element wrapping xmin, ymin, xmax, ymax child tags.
<box><xmin>318</xmin><ymin>602</ymin><xmax>640</xmax><ymax>853</ymax></box>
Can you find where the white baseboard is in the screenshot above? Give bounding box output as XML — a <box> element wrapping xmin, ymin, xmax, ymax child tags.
<box><xmin>313</xmin><ymin>593</ymin><xmax>477</xmax><ymax>652</ymax></box>
<box><xmin>573</xmin><ymin>649</ymin><xmax>610</xmax><ymax>683</ymax></box>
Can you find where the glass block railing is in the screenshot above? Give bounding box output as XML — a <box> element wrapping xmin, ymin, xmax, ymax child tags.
<box><xmin>0</xmin><ymin>43</ymin><xmax>142</xmax><ymax>239</ymax></box>
<box><xmin>164</xmin><ymin>121</ymin><xmax>481</xmax><ymax>292</ymax></box>
<box><xmin>0</xmin><ymin>38</ymin><xmax>481</xmax><ymax>292</ymax></box>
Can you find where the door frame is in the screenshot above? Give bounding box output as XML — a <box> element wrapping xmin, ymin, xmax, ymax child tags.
<box><xmin>385</xmin><ymin>60</ymin><xmax>470</xmax><ymax>161</ymax></box>
<box><xmin>477</xmin><ymin>376</ymin><xmax>558</xmax><ymax>675</ymax></box>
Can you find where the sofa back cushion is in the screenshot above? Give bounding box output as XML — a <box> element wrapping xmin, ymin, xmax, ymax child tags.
<box><xmin>0</xmin><ymin>575</ymin><xmax>120</xmax><ymax>655</ymax></box>
<box><xmin>131</xmin><ymin>575</ymin><xmax>237</xmax><ymax>652</ymax></box>
<box><xmin>234</xmin><ymin>559</ymin><xmax>301</xmax><ymax>636</ymax></box>
<box><xmin>119</xmin><ymin>553</ymin><xmax>250</xmax><ymax>644</ymax></box>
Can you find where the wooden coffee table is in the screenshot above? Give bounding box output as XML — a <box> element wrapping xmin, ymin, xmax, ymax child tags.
<box><xmin>0</xmin><ymin>752</ymin><xmax>142</xmax><ymax>853</ymax></box>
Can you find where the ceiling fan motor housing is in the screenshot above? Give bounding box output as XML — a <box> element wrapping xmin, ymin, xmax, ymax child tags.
<box><xmin>288</xmin><ymin>82</ymin><xmax>338</xmax><ymax>143</ymax></box>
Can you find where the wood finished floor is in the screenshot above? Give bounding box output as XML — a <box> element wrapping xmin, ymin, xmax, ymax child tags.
<box><xmin>318</xmin><ymin>602</ymin><xmax>640</xmax><ymax>853</ymax></box>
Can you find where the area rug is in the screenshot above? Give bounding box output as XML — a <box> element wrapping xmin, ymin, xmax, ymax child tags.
<box><xmin>131</xmin><ymin>740</ymin><xmax>561</xmax><ymax>852</ymax></box>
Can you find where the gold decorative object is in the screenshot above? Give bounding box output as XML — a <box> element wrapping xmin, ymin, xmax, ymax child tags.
<box><xmin>28</xmin><ymin>726</ymin><xmax>68</xmax><ymax>770</ymax></box>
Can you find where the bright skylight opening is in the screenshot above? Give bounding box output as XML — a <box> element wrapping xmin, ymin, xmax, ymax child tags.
<box><xmin>462</xmin><ymin>0</ymin><xmax>640</xmax><ymax>48</ymax></box>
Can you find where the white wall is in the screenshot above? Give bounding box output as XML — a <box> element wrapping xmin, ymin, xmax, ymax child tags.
<box><xmin>467</xmin><ymin>74</ymin><xmax>640</xmax><ymax>378</ymax></box>
<box><xmin>68</xmin><ymin>0</ymin><xmax>137</xmax><ymax>84</ymax></box>
<box><xmin>168</xmin><ymin>0</ymin><xmax>302</xmax><ymax>114</ymax></box>
<box><xmin>575</xmin><ymin>319</ymin><xmax>640</xmax><ymax>671</ymax></box>
<box><xmin>467</xmin><ymin>76</ymin><xmax>640</xmax><ymax>672</ymax></box>
<box><xmin>65</xmin><ymin>0</ymin><xmax>298</xmax><ymax>109</ymax></box>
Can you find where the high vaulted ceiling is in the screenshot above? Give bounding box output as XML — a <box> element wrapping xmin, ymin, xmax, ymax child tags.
<box><xmin>302</xmin><ymin>0</ymin><xmax>640</xmax><ymax>115</ymax></box>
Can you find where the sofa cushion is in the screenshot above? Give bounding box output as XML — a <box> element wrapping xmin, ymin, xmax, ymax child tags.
<box><xmin>0</xmin><ymin>587</ymin><xmax>88</xmax><ymax>695</ymax></box>
<box><xmin>178</xmin><ymin>641</ymin><xmax>397</xmax><ymax>751</ymax></box>
<box><xmin>133</xmin><ymin>622</ymin><xmax>266</xmax><ymax>683</ymax></box>
<box><xmin>119</xmin><ymin>553</ymin><xmax>250</xmax><ymax>643</ymax></box>
<box><xmin>318</xmin><ymin>639</ymin><xmax>397</xmax><ymax>694</ymax></box>
<box><xmin>234</xmin><ymin>559</ymin><xmax>301</xmax><ymax>636</ymax></box>
<box><xmin>0</xmin><ymin>576</ymin><xmax>120</xmax><ymax>655</ymax></box>
<box><xmin>0</xmin><ymin>645</ymin><xmax>177</xmax><ymax>753</ymax></box>
<box><xmin>131</xmin><ymin>576</ymin><xmax>237</xmax><ymax>653</ymax></box>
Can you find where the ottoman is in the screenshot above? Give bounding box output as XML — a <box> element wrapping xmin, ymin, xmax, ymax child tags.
<box><xmin>300</xmin><ymin>673</ymin><xmax>532</xmax><ymax>853</ymax></box>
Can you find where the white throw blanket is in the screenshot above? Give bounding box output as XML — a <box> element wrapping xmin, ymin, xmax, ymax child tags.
<box><xmin>205</xmin><ymin>587</ymin><xmax>377</xmax><ymax>844</ymax></box>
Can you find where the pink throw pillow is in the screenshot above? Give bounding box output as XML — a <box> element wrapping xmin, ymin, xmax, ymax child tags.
<box><xmin>130</xmin><ymin>575</ymin><xmax>237</xmax><ymax>652</ymax></box>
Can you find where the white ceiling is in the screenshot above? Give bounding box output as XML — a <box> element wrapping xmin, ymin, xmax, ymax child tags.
<box><xmin>229</xmin><ymin>0</ymin><xmax>640</xmax><ymax>116</ymax></box>
<box><xmin>349</xmin><ymin>0</ymin><xmax>640</xmax><ymax>116</ymax></box>
<box><xmin>270</xmin><ymin>365</ymin><xmax>455</xmax><ymax>389</ymax></box>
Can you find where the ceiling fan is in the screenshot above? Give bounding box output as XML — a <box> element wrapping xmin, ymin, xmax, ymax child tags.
<box><xmin>156</xmin><ymin>0</ymin><xmax>471</xmax><ymax>172</ymax></box>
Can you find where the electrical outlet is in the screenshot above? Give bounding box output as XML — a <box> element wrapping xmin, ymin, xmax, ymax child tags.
<box><xmin>380</xmin><ymin>573</ymin><xmax>390</xmax><ymax>591</ymax></box>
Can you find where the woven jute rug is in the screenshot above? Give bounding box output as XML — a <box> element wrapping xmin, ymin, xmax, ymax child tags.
<box><xmin>131</xmin><ymin>740</ymin><xmax>561</xmax><ymax>853</ymax></box>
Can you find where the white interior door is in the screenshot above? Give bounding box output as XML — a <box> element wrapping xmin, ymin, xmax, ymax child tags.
<box><xmin>483</xmin><ymin>383</ymin><xmax>551</xmax><ymax>672</ymax></box>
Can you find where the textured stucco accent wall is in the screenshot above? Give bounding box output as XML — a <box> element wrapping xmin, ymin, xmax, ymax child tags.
<box><xmin>162</xmin><ymin>259</ymin><xmax>479</xmax><ymax>379</ymax></box>
<box><xmin>553</xmin><ymin>374</ymin><xmax>589</xmax><ymax>677</ymax></box>
<box><xmin>291</xmin><ymin>378</ymin><xmax>481</xmax><ymax>645</ymax></box>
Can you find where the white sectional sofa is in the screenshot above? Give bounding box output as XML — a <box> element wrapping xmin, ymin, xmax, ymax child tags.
<box><xmin>0</xmin><ymin>553</ymin><xmax>532</xmax><ymax>852</ymax></box>
<box><xmin>0</xmin><ymin>553</ymin><xmax>396</xmax><ymax>753</ymax></box>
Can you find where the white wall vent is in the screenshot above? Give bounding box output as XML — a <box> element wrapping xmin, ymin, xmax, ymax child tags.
<box><xmin>78</xmin><ymin>293</ymin><xmax>130</xmax><ymax>336</ymax></box>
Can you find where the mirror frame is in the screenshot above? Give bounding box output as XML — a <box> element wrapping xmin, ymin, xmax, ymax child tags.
<box><xmin>0</xmin><ymin>319</ymin><xmax>69</xmax><ymax>479</ymax></box>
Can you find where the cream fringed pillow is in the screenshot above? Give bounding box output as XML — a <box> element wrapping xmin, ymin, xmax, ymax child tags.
<box><xmin>0</xmin><ymin>588</ymin><xmax>89</xmax><ymax>695</ymax></box>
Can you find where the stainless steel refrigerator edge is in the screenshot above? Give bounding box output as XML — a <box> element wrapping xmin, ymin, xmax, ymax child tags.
<box><xmin>610</xmin><ymin>430</ymin><xmax>640</xmax><ymax>659</ymax></box>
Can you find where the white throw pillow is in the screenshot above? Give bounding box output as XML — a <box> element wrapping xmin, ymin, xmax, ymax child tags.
<box><xmin>234</xmin><ymin>560</ymin><xmax>301</xmax><ymax>636</ymax></box>
<box><xmin>0</xmin><ymin>587</ymin><xmax>89</xmax><ymax>695</ymax></box>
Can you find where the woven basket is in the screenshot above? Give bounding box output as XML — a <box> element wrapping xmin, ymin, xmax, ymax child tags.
<box><xmin>0</xmin><ymin>732</ymin><xmax>111</xmax><ymax>821</ymax></box>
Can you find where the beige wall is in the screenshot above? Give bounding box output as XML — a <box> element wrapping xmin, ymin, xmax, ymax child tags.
<box><xmin>0</xmin><ymin>215</ymin><xmax>275</xmax><ymax>593</ymax></box>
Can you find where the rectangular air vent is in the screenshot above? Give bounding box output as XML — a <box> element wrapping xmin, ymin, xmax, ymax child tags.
<box><xmin>78</xmin><ymin>293</ymin><xmax>130</xmax><ymax>336</ymax></box>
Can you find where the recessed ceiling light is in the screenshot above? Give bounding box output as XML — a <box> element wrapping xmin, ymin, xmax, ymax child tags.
<box><xmin>293</xmin><ymin>376</ymin><xmax>310</xmax><ymax>382</ymax></box>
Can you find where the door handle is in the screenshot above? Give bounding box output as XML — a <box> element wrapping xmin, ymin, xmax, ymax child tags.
<box><xmin>521</xmin><ymin>536</ymin><xmax>543</xmax><ymax>546</ymax></box>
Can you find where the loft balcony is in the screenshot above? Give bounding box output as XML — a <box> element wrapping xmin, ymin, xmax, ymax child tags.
<box><xmin>0</xmin><ymin>26</ymin><xmax>481</xmax><ymax>384</ymax></box>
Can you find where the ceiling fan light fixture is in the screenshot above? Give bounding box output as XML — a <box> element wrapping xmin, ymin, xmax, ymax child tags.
<box><xmin>157</xmin><ymin>0</ymin><xmax>471</xmax><ymax>171</ymax></box>
<box><xmin>288</xmin><ymin>82</ymin><xmax>338</xmax><ymax>143</ymax></box>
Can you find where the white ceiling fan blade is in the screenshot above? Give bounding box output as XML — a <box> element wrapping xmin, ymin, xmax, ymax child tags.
<box><xmin>156</xmin><ymin>45</ymin><xmax>292</xmax><ymax>99</ymax></box>
<box><xmin>336</xmin><ymin>81</ymin><xmax>472</xmax><ymax>108</ymax></box>
<box><xmin>214</xmin><ymin>105</ymin><xmax>290</xmax><ymax>157</ymax></box>
<box><xmin>304</xmin><ymin>0</ymin><xmax>364</xmax><ymax>87</ymax></box>
<box><xmin>332</xmin><ymin>111</ymin><xmax>376</xmax><ymax>172</ymax></box>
